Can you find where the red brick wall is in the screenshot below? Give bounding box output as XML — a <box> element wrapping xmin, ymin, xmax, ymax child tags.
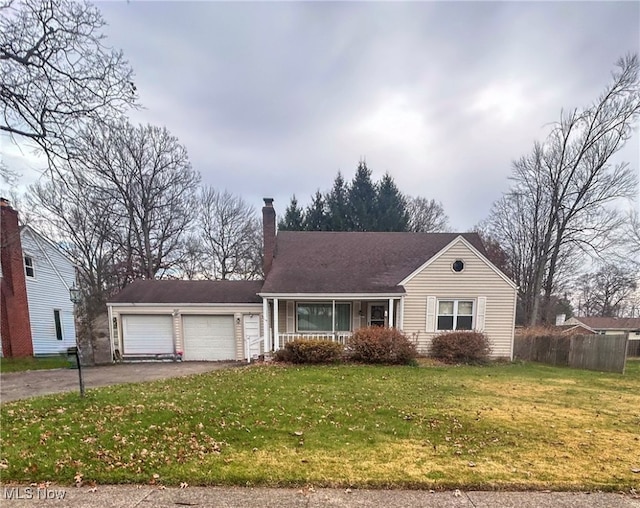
<box><xmin>1</xmin><ymin>199</ymin><xmax>33</xmax><ymax>357</ymax></box>
<box><xmin>262</xmin><ymin>198</ymin><xmax>276</xmax><ymax>276</ymax></box>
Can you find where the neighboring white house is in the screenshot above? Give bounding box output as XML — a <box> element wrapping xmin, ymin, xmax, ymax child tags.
<box><xmin>21</xmin><ymin>225</ymin><xmax>77</xmax><ymax>355</ymax></box>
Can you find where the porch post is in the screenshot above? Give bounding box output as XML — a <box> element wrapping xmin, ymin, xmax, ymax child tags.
<box><xmin>262</xmin><ymin>298</ymin><xmax>269</xmax><ymax>353</ymax></box>
<box><xmin>388</xmin><ymin>298</ymin><xmax>394</xmax><ymax>328</ymax></box>
<box><xmin>399</xmin><ymin>296</ymin><xmax>405</xmax><ymax>330</ymax></box>
<box><xmin>274</xmin><ymin>298</ymin><xmax>279</xmax><ymax>350</ymax></box>
<box><xmin>332</xmin><ymin>299</ymin><xmax>336</xmax><ymax>339</ymax></box>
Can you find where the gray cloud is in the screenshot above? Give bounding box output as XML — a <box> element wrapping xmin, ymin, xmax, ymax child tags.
<box><xmin>5</xmin><ymin>1</ymin><xmax>638</xmax><ymax>229</ymax></box>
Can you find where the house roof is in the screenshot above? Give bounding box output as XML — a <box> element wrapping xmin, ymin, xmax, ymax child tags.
<box><xmin>260</xmin><ymin>231</ymin><xmax>487</xmax><ymax>294</ymax></box>
<box><xmin>571</xmin><ymin>316</ymin><xmax>640</xmax><ymax>331</ymax></box>
<box><xmin>554</xmin><ymin>324</ymin><xmax>596</xmax><ymax>335</ymax></box>
<box><xmin>109</xmin><ymin>279</ymin><xmax>263</xmax><ymax>304</ymax></box>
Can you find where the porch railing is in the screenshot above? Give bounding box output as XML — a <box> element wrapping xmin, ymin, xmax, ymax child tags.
<box><xmin>245</xmin><ymin>335</ymin><xmax>264</xmax><ymax>363</ymax></box>
<box><xmin>278</xmin><ymin>332</ymin><xmax>352</xmax><ymax>347</ymax></box>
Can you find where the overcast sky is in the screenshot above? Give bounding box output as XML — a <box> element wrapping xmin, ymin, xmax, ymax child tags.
<box><xmin>2</xmin><ymin>1</ymin><xmax>639</xmax><ymax>230</ymax></box>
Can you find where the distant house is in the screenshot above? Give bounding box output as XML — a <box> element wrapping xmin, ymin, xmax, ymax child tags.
<box><xmin>1</xmin><ymin>199</ymin><xmax>77</xmax><ymax>357</ymax></box>
<box><xmin>566</xmin><ymin>316</ymin><xmax>640</xmax><ymax>340</ymax></box>
<box><xmin>108</xmin><ymin>198</ymin><xmax>518</xmax><ymax>362</ymax></box>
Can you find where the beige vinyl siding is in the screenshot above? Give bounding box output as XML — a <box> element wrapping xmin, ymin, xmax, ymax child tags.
<box><xmin>110</xmin><ymin>304</ymin><xmax>262</xmax><ymax>361</ymax></box>
<box><xmin>402</xmin><ymin>241</ymin><xmax>516</xmax><ymax>358</ymax></box>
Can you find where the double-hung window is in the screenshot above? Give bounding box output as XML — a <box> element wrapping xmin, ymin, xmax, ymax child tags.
<box><xmin>297</xmin><ymin>303</ymin><xmax>351</xmax><ymax>332</ymax></box>
<box><xmin>437</xmin><ymin>300</ymin><xmax>474</xmax><ymax>331</ymax></box>
<box><xmin>24</xmin><ymin>256</ymin><xmax>35</xmax><ymax>278</ymax></box>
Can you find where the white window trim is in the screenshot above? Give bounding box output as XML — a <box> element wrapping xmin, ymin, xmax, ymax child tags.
<box><xmin>436</xmin><ymin>299</ymin><xmax>475</xmax><ymax>331</ymax></box>
<box><xmin>295</xmin><ymin>301</ymin><xmax>352</xmax><ymax>333</ymax></box>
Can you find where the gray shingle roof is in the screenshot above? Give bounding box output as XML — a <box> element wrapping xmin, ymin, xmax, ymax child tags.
<box><xmin>573</xmin><ymin>316</ymin><xmax>640</xmax><ymax>331</ymax></box>
<box><xmin>261</xmin><ymin>232</ymin><xmax>486</xmax><ymax>294</ymax></box>
<box><xmin>109</xmin><ymin>279</ymin><xmax>263</xmax><ymax>304</ymax></box>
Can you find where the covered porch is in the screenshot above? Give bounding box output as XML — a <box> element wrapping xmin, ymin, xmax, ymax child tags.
<box><xmin>259</xmin><ymin>294</ymin><xmax>405</xmax><ymax>352</ymax></box>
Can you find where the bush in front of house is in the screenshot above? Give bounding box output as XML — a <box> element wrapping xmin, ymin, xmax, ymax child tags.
<box><xmin>273</xmin><ymin>339</ymin><xmax>344</xmax><ymax>364</ymax></box>
<box><xmin>430</xmin><ymin>331</ymin><xmax>491</xmax><ymax>364</ymax></box>
<box><xmin>347</xmin><ymin>326</ymin><xmax>417</xmax><ymax>365</ymax></box>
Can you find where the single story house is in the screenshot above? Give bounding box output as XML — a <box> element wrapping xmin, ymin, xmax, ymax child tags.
<box><xmin>1</xmin><ymin>198</ymin><xmax>77</xmax><ymax>358</ymax></box>
<box><xmin>107</xmin><ymin>198</ymin><xmax>518</xmax><ymax>361</ymax></box>
<box><xmin>565</xmin><ymin>316</ymin><xmax>640</xmax><ymax>340</ymax></box>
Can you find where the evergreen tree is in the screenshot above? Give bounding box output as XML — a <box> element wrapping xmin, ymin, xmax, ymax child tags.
<box><xmin>304</xmin><ymin>190</ymin><xmax>328</xmax><ymax>231</ymax></box>
<box><xmin>278</xmin><ymin>195</ymin><xmax>305</xmax><ymax>231</ymax></box>
<box><xmin>376</xmin><ymin>172</ymin><xmax>409</xmax><ymax>231</ymax></box>
<box><xmin>325</xmin><ymin>172</ymin><xmax>350</xmax><ymax>231</ymax></box>
<box><xmin>347</xmin><ymin>161</ymin><xmax>377</xmax><ymax>231</ymax></box>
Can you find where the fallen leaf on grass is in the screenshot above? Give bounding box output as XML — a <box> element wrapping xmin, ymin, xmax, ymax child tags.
<box><xmin>631</xmin><ymin>468</ymin><xmax>640</xmax><ymax>474</ymax></box>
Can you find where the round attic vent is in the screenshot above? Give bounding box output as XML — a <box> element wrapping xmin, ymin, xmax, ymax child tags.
<box><xmin>452</xmin><ymin>260</ymin><xmax>465</xmax><ymax>272</ymax></box>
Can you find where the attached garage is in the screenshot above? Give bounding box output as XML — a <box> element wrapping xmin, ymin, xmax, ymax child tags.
<box><xmin>183</xmin><ymin>315</ymin><xmax>235</xmax><ymax>361</ymax></box>
<box><xmin>122</xmin><ymin>315</ymin><xmax>173</xmax><ymax>355</ymax></box>
<box><xmin>108</xmin><ymin>280</ymin><xmax>264</xmax><ymax>362</ymax></box>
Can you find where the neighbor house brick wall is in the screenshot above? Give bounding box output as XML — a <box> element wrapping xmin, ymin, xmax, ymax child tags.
<box><xmin>0</xmin><ymin>198</ymin><xmax>33</xmax><ymax>357</ymax></box>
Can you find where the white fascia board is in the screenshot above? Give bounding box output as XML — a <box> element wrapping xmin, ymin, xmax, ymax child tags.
<box><xmin>399</xmin><ymin>235</ymin><xmax>518</xmax><ymax>290</ymax></box>
<box><xmin>258</xmin><ymin>292</ymin><xmax>405</xmax><ymax>300</ymax></box>
<box><xmin>107</xmin><ymin>302</ymin><xmax>262</xmax><ymax>308</ymax></box>
<box><xmin>21</xmin><ymin>225</ymin><xmax>77</xmax><ymax>267</ymax></box>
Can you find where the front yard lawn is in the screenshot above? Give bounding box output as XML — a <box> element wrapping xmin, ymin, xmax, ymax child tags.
<box><xmin>1</xmin><ymin>361</ymin><xmax>639</xmax><ymax>491</ymax></box>
<box><xmin>0</xmin><ymin>355</ymin><xmax>70</xmax><ymax>373</ymax></box>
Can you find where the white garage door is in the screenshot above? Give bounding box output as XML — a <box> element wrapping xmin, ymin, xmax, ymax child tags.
<box><xmin>122</xmin><ymin>315</ymin><xmax>174</xmax><ymax>355</ymax></box>
<box><xmin>183</xmin><ymin>315</ymin><xmax>235</xmax><ymax>361</ymax></box>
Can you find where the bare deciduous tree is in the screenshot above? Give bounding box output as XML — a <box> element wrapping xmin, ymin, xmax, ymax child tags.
<box><xmin>0</xmin><ymin>0</ymin><xmax>137</xmax><ymax>163</ymax></box>
<box><xmin>70</xmin><ymin>120</ymin><xmax>200</xmax><ymax>281</ymax></box>
<box><xmin>199</xmin><ymin>188</ymin><xmax>262</xmax><ymax>280</ymax></box>
<box><xmin>407</xmin><ymin>196</ymin><xmax>449</xmax><ymax>232</ymax></box>
<box><xmin>576</xmin><ymin>263</ymin><xmax>638</xmax><ymax>317</ymax></box>
<box><xmin>487</xmin><ymin>54</ymin><xmax>640</xmax><ymax>325</ymax></box>
<box><xmin>628</xmin><ymin>210</ymin><xmax>640</xmax><ymax>255</ymax></box>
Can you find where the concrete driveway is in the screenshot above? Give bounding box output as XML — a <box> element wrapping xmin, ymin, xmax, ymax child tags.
<box><xmin>0</xmin><ymin>361</ymin><xmax>241</xmax><ymax>403</ymax></box>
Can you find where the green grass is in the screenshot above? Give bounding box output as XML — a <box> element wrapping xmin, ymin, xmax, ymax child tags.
<box><xmin>0</xmin><ymin>355</ymin><xmax>70</xmax><ymax>373</ymax></box>
<box><xmin>1</xmin><ymin>360</ymin><xmax>639</xmax><ymax>490</ymax></box>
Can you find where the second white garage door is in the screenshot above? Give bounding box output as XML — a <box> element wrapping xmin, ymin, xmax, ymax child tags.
<box><xmin>182</xmin><ymin>315</ymin><xmax>236</xmax><ymax>361</ymax></box>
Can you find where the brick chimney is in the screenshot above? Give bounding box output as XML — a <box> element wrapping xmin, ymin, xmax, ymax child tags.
<box><xmin>1</xmin><ymin>198</ymin><xmax>34</xmax><ymax>357</ymax></box>
<box><xmin>262</xmin><ymin>198</ymin><xmax>276</xmax><ymax>276</ymax></box>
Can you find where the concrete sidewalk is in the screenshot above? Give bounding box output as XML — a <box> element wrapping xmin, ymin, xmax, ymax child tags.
<box><xmin>1</xmin><ymin>485</ymin><xmax>638</xmax><ymax>507</ymax></box>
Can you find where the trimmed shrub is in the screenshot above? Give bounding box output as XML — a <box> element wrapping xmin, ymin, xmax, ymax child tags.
<box><xmin>347</xmin><ymin>326</ymin><xmax>417</xmax><ymax>365</ymax></box>
<box><xmin>430</xmin><ymin>331</ymin><xmax>491</xmax><ymax>364</ymax></box>
<box><xmin>273</xmin><ymin>339</ymin><xmax>344</xmax><ymax>364</ymax></box>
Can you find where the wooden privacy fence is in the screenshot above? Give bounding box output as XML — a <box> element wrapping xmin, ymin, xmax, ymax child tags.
<box><xmin>628</xmin><ymin>339</ymin><xmax>640</xmax><ymax>358</ymax></box>
<box><xmin>514</xmin><ymin>334</ymin><xmax>628</xmax><ymax>374</ymax></box>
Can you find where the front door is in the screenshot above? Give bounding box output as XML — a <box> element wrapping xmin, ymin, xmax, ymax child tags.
<box><xmin>243</xmin><ymin>314</ymin><xmax>261</xmax><ymax>359</ymax></box>
<box><xmin>368</xmin><ymin>303</ymin><xmax>386</xmax><ymax>327</ymax></box>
